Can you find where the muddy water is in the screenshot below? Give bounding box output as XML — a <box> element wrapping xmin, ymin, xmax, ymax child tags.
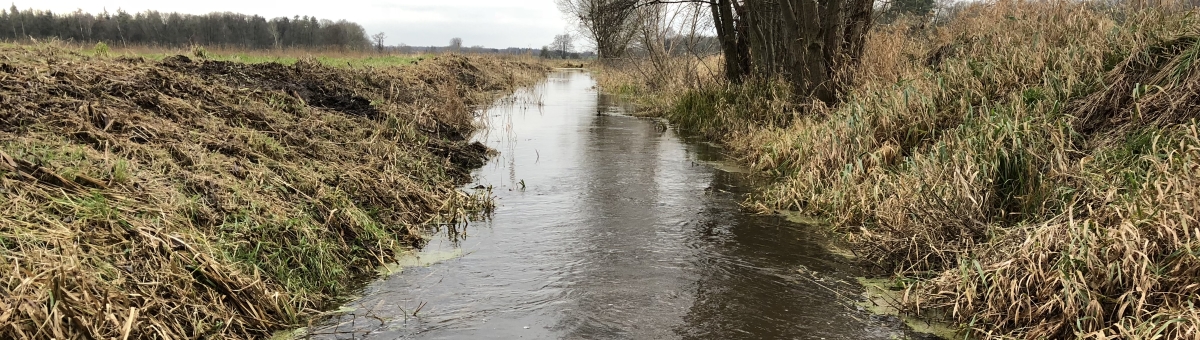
<box><xmin>310</xmin><ymin>70</ymin><xmax>926</xmax><ymax>339</ymax></box>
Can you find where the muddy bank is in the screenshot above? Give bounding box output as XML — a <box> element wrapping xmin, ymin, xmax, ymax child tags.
<box><xmin>0</xmin><ymin>44</ymin><xmax>547</xmax><ymax>339</ymax></box>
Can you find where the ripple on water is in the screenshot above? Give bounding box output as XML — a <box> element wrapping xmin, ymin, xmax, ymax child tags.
<box><xmin>301</xmin><ymin>70</ymin><xmax>945</xmax><ymax>340</ymax></box>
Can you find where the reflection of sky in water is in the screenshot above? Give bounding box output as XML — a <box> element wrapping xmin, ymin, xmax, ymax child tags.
<box><xmin>310</xmin><ymin>70</ymin><xmax>925</xmax><ymax>340</ymax></box>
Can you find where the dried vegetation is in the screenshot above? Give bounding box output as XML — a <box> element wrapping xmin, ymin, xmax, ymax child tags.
<box><xmin>600</xmin><ymin>0</ymin><xmax>1200</xmax><ymax>338</ymax></box>
<box><xmin>0</xmin><ymin>44</ymin><xmax>546</xmax><ymax>339</ymax></box>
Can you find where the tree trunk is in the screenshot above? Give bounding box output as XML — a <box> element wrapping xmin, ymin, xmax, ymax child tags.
<box><xmin>710</xmin><ymin>0</ymin><xmax>872</xmax><ymax>105</ymax></box>
<box><xmin>711</xmin><ymin>0</ymin><xmax>749</xmax><ymax>83</ymax></box>
<box><xmin>783</xmin><ymin>0</ymin><xmax>834</xmax><ymax>103</ymax></box>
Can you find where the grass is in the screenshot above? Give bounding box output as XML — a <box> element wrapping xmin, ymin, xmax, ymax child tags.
<box><xmin>98</xmin><ymin>44</ymin><xmax>568</xmax><ymax>70</ymax></box>
<box><xmin>72</xmin><ymin>42</ymin><xmax>431</xmax><ymax>68</ymax></box>
<box><xmin>3</xmin><ymin>41</ymin><xmax>434</xmax><ymax>69</ymax></box>
<box><xmin>598</xmin><ymin>0</ymin><xmax>1200</xmax><ymax>338</ymax></box>
<box><xmin>0</xmin><ymin>42</ymin><xmax>548</xmax><ymax>339</ymax></box>
<box><xmin>137</xmin><ymin>53</ymin><xmax>426</xmax><ymax>69</ymax></box>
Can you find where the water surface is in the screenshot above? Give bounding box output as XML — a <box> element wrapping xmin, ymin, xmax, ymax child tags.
<box><xmin>312</xmin><ymin>70</ymin><xmax>924</xmax><ymax>339</ymax></box>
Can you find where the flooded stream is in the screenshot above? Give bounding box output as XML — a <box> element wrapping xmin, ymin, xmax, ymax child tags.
<box><xmin>309</xmin><ymin>70</ymin><xmax>931</xmax><ymax>339</ymax></box>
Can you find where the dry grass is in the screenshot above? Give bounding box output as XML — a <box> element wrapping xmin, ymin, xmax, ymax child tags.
<box><xmin>594</xmin><ymin>55</ymin><xmax>726</xmax><ymax>116</ymax></box>
<box><xmin>598</xmin><ymin>0</ymin><xmax>1200</xmax><ymax>338</ymax></box>
<box><xmin>0</xmin><ymin>43</ymin><xmax>546</xmax><ymax>339</ymax></box>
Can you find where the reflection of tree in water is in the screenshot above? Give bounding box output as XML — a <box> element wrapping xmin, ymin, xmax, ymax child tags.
<box><xmin>597</xmin><ymin>92</ymin><xmax>636</xmax><ymax>115</ymax></box>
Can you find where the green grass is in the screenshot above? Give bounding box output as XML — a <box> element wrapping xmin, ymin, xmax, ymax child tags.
<box><xmin>667</xmin><ymin>81</ymin><xmax>792</xmax><ymax>140</ymax></box>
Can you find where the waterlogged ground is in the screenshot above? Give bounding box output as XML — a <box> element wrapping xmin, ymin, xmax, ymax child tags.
<box><xmin>309</xmin><ymin>70</ymin><xmax>936</xmax><ymax>339</ymax></box>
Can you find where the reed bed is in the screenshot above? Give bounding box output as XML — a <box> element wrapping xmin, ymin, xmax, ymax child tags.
<box><xmin>598</xmin><ymin>1</ymin><xmax>1200</xmax><ymax>337</ymax></box>
<box><xmin>0</xmin><ymin>43</ymin><xmax>547</xmax><ymax>339</ymax></box>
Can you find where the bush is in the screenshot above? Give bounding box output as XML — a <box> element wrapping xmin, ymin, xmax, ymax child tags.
<box><xmin>92</xmin><ymin>42</ymin><xmax>109</xmax><ymax>56</ymax></box>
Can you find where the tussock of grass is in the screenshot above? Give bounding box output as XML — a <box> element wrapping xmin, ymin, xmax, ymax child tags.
<box><xmin>0</xmin><ymin>44</ymin><xmax>546</xmax><ymax>339</ymax></box>
<box><xmin>599</xmin><ymin>0</ymin><xmax>1200</xmax><ymax>337</ymax></box>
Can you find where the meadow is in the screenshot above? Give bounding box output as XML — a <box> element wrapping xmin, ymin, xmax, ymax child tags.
<box><xmin>79</xmin><ymin>43</ymin><xmax>428</xmax><ymax>67</ymax></box>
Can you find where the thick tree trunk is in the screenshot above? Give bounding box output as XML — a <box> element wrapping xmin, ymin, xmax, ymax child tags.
<box><xmin>784</xmin><ymin>0</ymin><xmax>835</xmax><ymax>103</ymax></box>
<box><xmin>711</xmin><ymin>0</ymin><xmax>872</xmax><ymax>105</ymax></box>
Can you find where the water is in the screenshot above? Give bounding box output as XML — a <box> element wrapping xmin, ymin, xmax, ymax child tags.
<box><xmin>310</xmin><ymin>70</ymin><xmax>926</xmax><ymax>339</ymax></box>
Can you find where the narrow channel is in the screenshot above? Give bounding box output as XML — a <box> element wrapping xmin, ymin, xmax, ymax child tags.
<box><xmin>311</xmin><ymin>70</ymin><xmax>924</xmax><ymax>339</ymax></box>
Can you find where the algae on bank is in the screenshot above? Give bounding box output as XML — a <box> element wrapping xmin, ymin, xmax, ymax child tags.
<box><xmin>857</xmin><ymin>278</ymin><xmax>960</xmax><ymax>340</ymax></box>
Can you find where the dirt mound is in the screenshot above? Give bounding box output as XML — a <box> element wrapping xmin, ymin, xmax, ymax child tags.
<box><xmin>0</xmin><ymin>44</ymin><xmax>546</xmax><ymax>339</ymax></box>
<box><xmin>159</xmin><ymin>55</ymin><xmax>381</xmax><ymax>119</ymax></box>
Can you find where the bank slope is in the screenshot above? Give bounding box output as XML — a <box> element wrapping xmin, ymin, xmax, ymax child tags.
<box><xmin>0</xmin><ymin>45</ymin><xmax>547</xmax><ymax>339</ymax></box>
<box><xmin>601</xmin><ymin>2</ymin><xmax>1200</xmax><ymax>338</ymax></box>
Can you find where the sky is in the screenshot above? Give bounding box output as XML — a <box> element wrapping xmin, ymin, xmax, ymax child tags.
<box><xmin>29</xmin><ymin>0</ymin><xmax>573</xmax><ymax>49</ymax></box>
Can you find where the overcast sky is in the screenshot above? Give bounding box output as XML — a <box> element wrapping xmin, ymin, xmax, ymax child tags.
<box><xmin>29</xmin><ymin>1</ymin><xmax>572</xmax><ymax>48</ymax></box>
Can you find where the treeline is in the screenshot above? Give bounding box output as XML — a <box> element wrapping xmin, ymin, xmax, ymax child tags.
<box><xmin>0</xmin><ymin>5</ymin><xmax>371</xmax><ymax>50</ymax></box>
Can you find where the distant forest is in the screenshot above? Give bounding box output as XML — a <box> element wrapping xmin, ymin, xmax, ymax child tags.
<box><xmin>0</xmin><ymin>5</ymin><xmax>371</xmax><ymax>50</ymax></box>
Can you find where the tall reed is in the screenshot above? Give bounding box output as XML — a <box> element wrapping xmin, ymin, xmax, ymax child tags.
<box><xmin>599</xmin><ymin>1</ymin><xmax>1200</xmax><ymax>337</ymax></box>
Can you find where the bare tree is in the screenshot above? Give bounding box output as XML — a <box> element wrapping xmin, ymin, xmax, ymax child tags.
<box><xmin>626</xmin><ymin>2</ymin><xmax>711</xmax><ymax>88</ymax></box>
<box><xmin>372</xmin><ymin>32</ymin><xmax>387</xmax><ymax>52</ymax></box>
<box><xmin>551</xmin><ymin>33</ymin><xmax>575</xmax><ymax>59</ymax></box>
<box><xmin>556</xmin><ymin>0</ymin><xmax>640</xmax><ymax>59</ymax></box>
<box><xmin>449</xmin><ymin>37</ymin><xmax>463</xmax><ymax>52</ymax></box>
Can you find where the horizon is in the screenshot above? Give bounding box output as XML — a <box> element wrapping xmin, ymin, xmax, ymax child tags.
<box><xmin>23</xmin><ymin>1</ymin><xmax>574</xmax><ymax>50</ymax></box>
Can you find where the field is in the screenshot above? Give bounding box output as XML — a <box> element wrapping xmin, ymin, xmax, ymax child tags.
<box><xmin>598</xmin><ymin>1</ymin><xmax>1200</xmax><ymax>338</ymax></box>
<box><xmin>0</xmin><ymin>43</ymin><xmax>547</xmax><ymax>339</ymax></box>
<box><xmin>61</xmin><ymin>43</ymin><xmax>429</xmax><ymax>68</ymax></box>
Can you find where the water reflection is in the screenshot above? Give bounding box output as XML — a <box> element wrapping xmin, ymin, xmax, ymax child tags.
<box><xmin>310</xmin><ymin>70</ymin><xmax>920</xmax><ymax>340</ymax></box>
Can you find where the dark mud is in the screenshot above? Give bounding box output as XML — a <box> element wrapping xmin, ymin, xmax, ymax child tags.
<box><xmin>160</xmin><ymin>55</ymin><xmax>380</xmax><ymax>119</ymax></box>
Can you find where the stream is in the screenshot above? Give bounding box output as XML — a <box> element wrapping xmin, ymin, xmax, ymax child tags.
<box><xmin>308</xmin><ymin>70</ymin><xmax>933</xmax><ymax>339</ymax></box>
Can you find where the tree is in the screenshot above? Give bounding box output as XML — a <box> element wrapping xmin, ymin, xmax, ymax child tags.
<box><xmin>709</xmin><ymin>0</ymin><xmax>873</xmax><ymax>104</ymax></box>
<box><xmin>372</xmin><ymin>31</ymin><xmax>387</xmax><ymax>51</ymax></box>
<box><xmin>551</xmin><ymin>33</ymin><xmax>574</xmax><ymax>59</ymax></box>
<box><xmin>449</xmin><ymin>37</ymin><xmax>462</xmax><ymax>51</ymax></box>
<box><xmin>748</xmin><ymin>0</ymin><xmax>873</xmax><ymax>103</ymax></box>
<box><xmin>556</xmin><ymin>0</ymin><xmax>639</xmax><ymax>59</ymax></box>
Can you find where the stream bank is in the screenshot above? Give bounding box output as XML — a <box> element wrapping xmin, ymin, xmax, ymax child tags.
<box><xmin>0</xmin><ymin>45</ymin><xmax>547</xmax><ymax>339</ymax></box>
